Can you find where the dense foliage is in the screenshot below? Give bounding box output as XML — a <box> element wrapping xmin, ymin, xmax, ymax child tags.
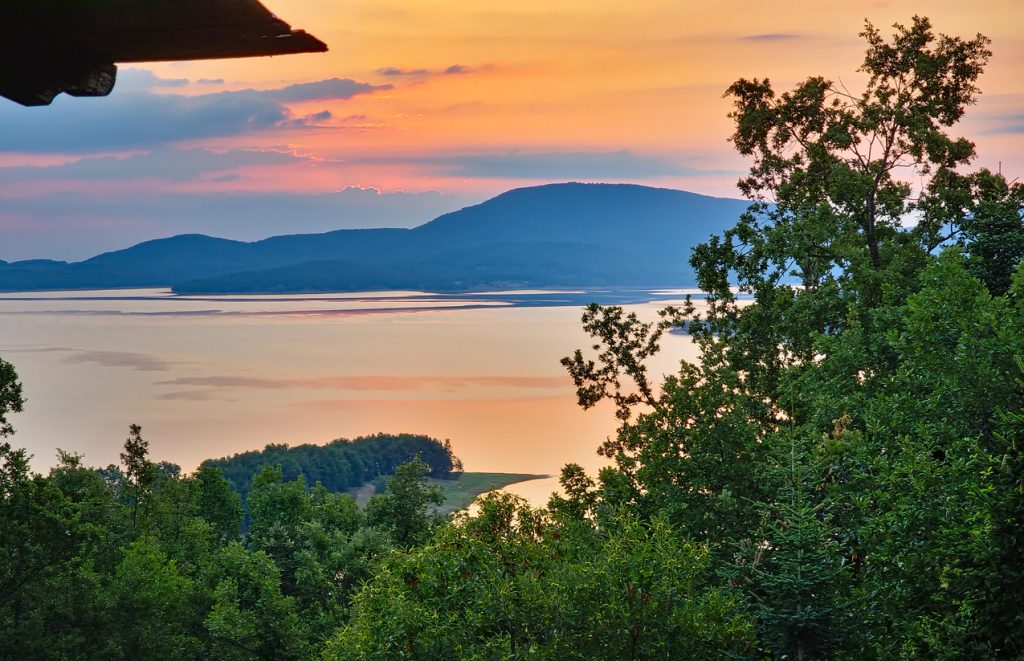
<box><xmin>559</xmin><ymin>16</ymin><xmax>1024</xmax><ymax>658</ymax></box>
<box><xmin>1</xmin><ymin>16</ymin><xmax>1023</xmax><ymax>659</ymax></box>
<box><xmin>0</xmin><ymin>426</ymin><xmax>456</xmax><ymax>659</ymax></box>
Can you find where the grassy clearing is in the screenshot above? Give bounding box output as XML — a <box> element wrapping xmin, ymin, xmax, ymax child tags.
<box><xmin>350</xmin><ymin>472</ymin><xmax>549</xmax><ymax>514</ymax></box>
<box><xmin>429</xmin><ymin>472</ymin><xmax>550</xmax><ymax>515</ymax></box>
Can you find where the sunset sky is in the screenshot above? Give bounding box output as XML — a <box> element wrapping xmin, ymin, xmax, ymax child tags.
<box><xmin>1</xmin><ymin>0</ymin><xmax>1022</xmax><ymax>260</ymax></box>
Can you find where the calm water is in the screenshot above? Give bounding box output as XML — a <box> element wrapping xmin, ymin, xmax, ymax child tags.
<box><xmin>0</xmin><ymin>288</ymin><xmax>706</xmax><ymax>504</ymax></box>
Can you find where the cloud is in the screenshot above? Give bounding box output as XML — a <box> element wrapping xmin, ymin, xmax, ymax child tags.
<box><xmin>283</xmin><ymin>110</ymin><xmax>334</xmax><ymax>128</ymax></box>
<box><xmin>0</xmin><ymin>93</ymin><xmax>283</xmax><ymax>151</ymax></box>
<box><xmin>377</xmin><ymin>67</ymin><xmax>430</xmax><ymax>77</ymax></box>
<box><xmin>982</xmin><ymin>113</ymin><xmax>1024</xmax><ymax>135</ymax></box>
<box><xmin>740</xmin><ymin>33</ymin><xmax>802</xmax><ymax>42</ymax></box>
<box><xmin>63</xmin><ymin>350</ymin><xmax>174</xmax><ymax>372</ymax></box>
<box><xmin>376</xmin><ymin>65</ymin><xmax>475</xmax><ymax>77</ymax></box>
<box><xmin>157</xmin><ymin>390</ymin><xmax>225</xmax><ymax>401</ymax></box>
<box><xmin>156</xmin><ymin>374</ymin><xmax>567</xmax><ymax>392</ymax></box>
<box><xmin>375</xmin><ymin>150</ymin><xmax>733</xmax><ymax>180</ymax></box>
<box><xmin>263</xmin><ymin>78</ymin><xmax>391</xmax><ymax>102</ymax></box>
<box><xmin>0</xmin><ymin>148</ymin><xmax>315</xmax><ymax>182</ymax></box>
<box><xmin>196</xmin><ymin>78</ymin><xmax>225</xmax><ymax>86</ymax></box>
<box><xmin>0</xmin><ymin>76</ymin><xmax>390</xmax><ymax>152</ymax></box>
<box><xmin>153</xmin><ymin>373</ymin><xmax>565</xmax><ymax>403</ymax></box>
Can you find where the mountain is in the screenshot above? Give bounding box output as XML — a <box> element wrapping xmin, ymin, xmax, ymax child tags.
<box><xmin>0</xmin><ymin>183</ymin><xmax>750</xmax><ymax>293</ymax></box>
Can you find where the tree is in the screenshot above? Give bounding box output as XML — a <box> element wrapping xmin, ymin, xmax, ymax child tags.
<box><xmin>202</xmin><ymin>543</ymin><xmax>308</xmax><ymax>660</ymax></box>
<box><xmin>717</xmin><ymin>15</ymin><xmax>990</xmax><ymax>293</ymax></box>
<box><xmin>194</xmin><ymin>465</ymin><xmax>243</xmax><ymax>544</ymax></box>
<box><xmin>563</xmin><ymin>16</ymin><xmax>1021</xmax><ymax>657</ymax></box>
<box><xmin>726</xmin><ymin>433</ymin><xmax>851</xmax><ymax>659</ymax></box>
<box><xmin>105</xmin><ymin>537</ymin><xmax>202</xmax><ymax>660</ymax></box>
<box><xmin>121</xmin><ymin>424</ymin><xmax>155</xmax><ymax>491</ymax></box>
<box><xmin>244</xmin><ymin>466</ymin><xmax>311</xmax><ymax>597</ymax></box>
<box><xmin>981</xmin><ymin>349</ymin><xmax>1024</xmax><ymax>656</ymax></box>
<box><xmin>364</xmin><ymin>457</ymin><xmax>444</xmax><ymax>547</ymax></box>
<box><xmin>955</xmin><ymin>169</ymin><xmax>1024</xmax><ymax>295</ymax></box>
<box><xmin>0</xmin><ymin>355</ymin><xmax>24</xmax><ymax>439</ymax></box>
<box><xmin>120</xmin><ymin>424</ymin><xmax>156</xmax><ymax>529</ymax></box>
<box><xmin>327</xmin><ymin>493</ymin><xmax>755</xmax><ymax>660</ymax></box>
<box><xmin>684</xmin><ymin>16</ymin><xmax>996</xmax><ymax>402</ymax></box>
<box><xmin>442</xmin><ymin>439</ymin><xmax>464</xmax><ymax>476</ymax></box>
<box><xmin>0</xmin><ymin>446</ymin><xmax>120</xmax><ymax>659</ymax></box>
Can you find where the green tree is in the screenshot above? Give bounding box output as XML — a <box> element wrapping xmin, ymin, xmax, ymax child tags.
<box><xmin>202</xmin><ymin>542</ymin><xmax>308</xmax><ymax>660</ymax></box>
<box><xmin>120</xmin><ymin>424</ymin><xmax>156</xmax><ymax>529</ymax></box>
<box><xmin>714</xmin><ymin>15</ymin><xmax>990</xmax><ymax>305</ymax></box>
<box><xmin>727</xmin><ymin>433</ymin><xmax>851</xmax><ymax>659</ymax></box>
<box><xmin>563</xmin><ymin>16</ymin><xmax>1020</xmax><ymax>657</ymax></box>
<box><xmin>104</xmin><ymin>536</ymin><xmax>203</xmax><ymax>660</ymax></box>
<box><xmin>957</xmin><ymin>169</ymin><xmax>1024</xmax><ymax>295</ymax></box>
<box><xmin>0</xmin><ymin>447</ymin><xmax>120</xmax><ymax>659</ymax></box>
<box><xmin>981</xmin><ymin>351</ymin><xmax>1024</xmax><ymax>656</ymax></box>
<box><xmin>243</xmin><ymin>465</ymin><xmax>388</xmax><ymax>645</ymax></box>
<box><xmin>244</xmin><ymin>466</ymin><xmax>312</xmax><ymax>600</ymax></box>
<box><xmin>327</xmin><ymin>493</ymin><xmax>754</xmax><ymax>660</ymax></box>
<box><xmin>0</xmin><ymin>354</ymin><xmax>24</xmax><ymax>438</ymax></box>
<box><xmin>365</xmin><ymin>457</ymin><xmax>444</xmax><ymax>547</ymax></box>
<box><xmin>194</xmin><ymin>464</ymin><xmax>243</xmax><ymax>543</ymax></box>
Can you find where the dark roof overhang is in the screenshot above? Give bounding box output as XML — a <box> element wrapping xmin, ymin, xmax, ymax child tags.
<box><xmin>0</xmin><ymin>0</ymin><xmax>327</xmax><ymax>106</ymax></box>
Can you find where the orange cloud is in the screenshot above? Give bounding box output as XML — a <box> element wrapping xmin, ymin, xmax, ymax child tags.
<box><xmin>156</xmin><ymin>373</ymin><xmax>568</xmax><ymax>393</ymax></box>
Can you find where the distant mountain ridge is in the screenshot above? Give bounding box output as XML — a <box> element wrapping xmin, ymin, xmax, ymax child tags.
<box><xmin>0</xmin><ymin>183</ymin><xmax>751</xmax><ymax>293</ymax></box>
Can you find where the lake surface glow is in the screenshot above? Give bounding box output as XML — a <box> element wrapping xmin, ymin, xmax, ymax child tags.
<box><xmin>1</xmin><ymin>288</ymin><xmax>705</xmax><ymax>504</ymax></box>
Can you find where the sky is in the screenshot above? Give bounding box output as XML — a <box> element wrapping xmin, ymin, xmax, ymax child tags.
<box><xmin>1</xmin><ymin>0</ymin><xmax>1022</xmax><ymax>261</ymax></box>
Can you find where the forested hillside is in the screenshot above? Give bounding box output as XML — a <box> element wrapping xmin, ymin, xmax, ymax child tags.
<box><xmin>1</xmin><ymin>17</ymin><xmax>1023</xmax><ymax>659</ymax></box>
<box><xmin>202</xmin><ymin>433</ymin><xmax>461</xmax><ymax>503</ymax></box>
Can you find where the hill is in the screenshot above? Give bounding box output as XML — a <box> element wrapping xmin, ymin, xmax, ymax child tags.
<box><xmin>202</xmin><ymin>433</ymin><xmax>461</xmax><ymax>505</ymax></box>
<box><xmin>0</xmin><ymin>183</ymin><xmax>750</xmax><ymax>293</ymax></box>
<box><xmin>201</xmin><ymin>434</ymin><xmax>546</xmax><ymax>517</ymax></box>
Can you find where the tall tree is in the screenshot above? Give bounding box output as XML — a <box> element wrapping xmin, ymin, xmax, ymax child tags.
<box><xmin>564</xmin><ymin>16</ymin><xmax>1021</xmax><ymax>657</ymax></box>
<box><xmin>120</xmin><ymin>424</ymin><xmax>156</xmax><ymax>529</ymax></box>
<box><xmin>0</xmin><ymin>355</ymin><xmax>24</xmax><ymax>439</ymax></box>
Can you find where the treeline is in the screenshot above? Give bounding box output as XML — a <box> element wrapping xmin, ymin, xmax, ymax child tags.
<box><xmin>0</xmin><ymin>427</ymin><xmax>462</xmax><ymax>659</ymax></box>
<box><xmin>202</xmin><ymin>433</ymin><xmax>462</xmax><ymax>502</ymax></box>
<box><xmin>0</xmin><ymin>429</ymin><xmax>756</xmax><ymax>659</ymax></box>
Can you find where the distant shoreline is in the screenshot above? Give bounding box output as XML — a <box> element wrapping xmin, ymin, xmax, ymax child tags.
<box><xmin>348</xmin><ymin>472</ymin><xmax>551</xmax><ymax>513</ymax></box>
<box><xmin>432</xmin><ymin>472</ymin><xmax>552</xmax><ymax>514</ymax></box>
<box><xmin>0</xmin><ymin>287</ymin><xmax>709</xmax><ymax>319</ymax></box>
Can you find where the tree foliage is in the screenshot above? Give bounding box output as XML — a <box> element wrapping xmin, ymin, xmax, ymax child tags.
<box><xmin>0</xmin><ymin>354</ymin><xmax>23</xmax><ymax>439</ymax></box>
<box><xmin>562</xmin><ymin>16</ymin><xmax>1024</xmax><ymax>658</ymax></box>
<box><xmin>328</xmin><ymin>493</ymin><xmax>755</xmax><ymax>660</ymax></box>
<box><xmin>203</xmin><ymin>433</ymin><xmax>459</xmax><ymax>507</ymax></box>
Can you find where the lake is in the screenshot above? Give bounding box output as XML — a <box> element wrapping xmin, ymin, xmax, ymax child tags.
<box><xmin>0</xmin><ymin>288</ymin><xmax>706</xmax><ymax>505</ymax></box>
